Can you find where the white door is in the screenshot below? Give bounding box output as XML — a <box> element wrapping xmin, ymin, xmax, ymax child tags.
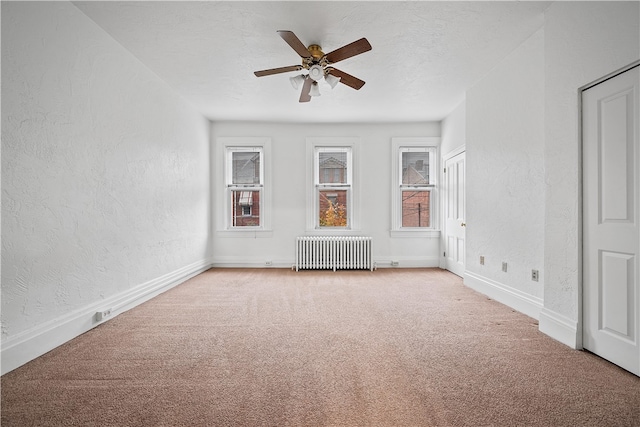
<box><xmin>444</xmin><ymin>151</ymin><xmax>466</xmax><ymax>277</ymax></box>
<box><xmin>583</xmin><ymin>65</ymin><xmax>639</xmax><ymax>376</ymax></box>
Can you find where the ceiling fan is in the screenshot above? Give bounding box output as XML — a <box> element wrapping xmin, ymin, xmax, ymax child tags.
<box><xmin>254</xmin><ymin>30</ymin><xmax>372</xmax><ymax>103</ymax></box>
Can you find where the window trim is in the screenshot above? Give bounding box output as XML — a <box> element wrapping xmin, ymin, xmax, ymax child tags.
<box><xmin>306</xmin><ymin>137</ymin><xmax>360</xmax><ymax>233</ymax></box>
<box><xmin>217</xmin><ymin>137</ymin><xmax>272</xmax><ymax>236</ymax></box>
<box><xmin>391</xmin><ymin>137</ymin><xmax>440</xmax><ymax>238</ymax></box>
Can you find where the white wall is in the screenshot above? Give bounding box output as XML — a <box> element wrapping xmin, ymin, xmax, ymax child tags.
<box><xmin>211</xmin><ymin>121</ymin><xmax>441</xmax><ymax>268</ymax></box>
<box><xmin>540</xmin><ymin>1</ymin><xmax>640</xmax><ymax>347</ymax></box>
<box><xmin>464</xmin><ymin>28</ymin><xmax>545</xmax><ymax>319</ymax></box>
<box><xmin>440</xmin><ymin>101</ymin><xmax>466</xmax><ymax>157</ymax></box>
<box><xmin>1</xmin><ymin>2</ymin><xmax>211</xmax><ymax>373</ymax></box>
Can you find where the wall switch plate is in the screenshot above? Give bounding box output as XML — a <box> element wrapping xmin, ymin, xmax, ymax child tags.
<box><xmin>532</xmin><ymin>269</ymin><xmax>539</xmax><ymax>282</ymax></box>
<box><xmin>502</xmin><ymin>262</ymin><xmax>508</xmax><ymax>272</ymax></box>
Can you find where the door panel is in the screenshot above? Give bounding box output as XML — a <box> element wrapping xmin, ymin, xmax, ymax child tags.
<box><xmin>444</xmin><ymin>151</ymin><xmax>465</xmax><ymax>277</ymax></box>
<box><xmin>600</xmin><ymin>251</ymin><xmax>635</xmax><ymax>339</ymax></box>
<box><xmin>583</xmin><ymin>65</ymin><xmax>639</xmax><ymax>375</ymax></box>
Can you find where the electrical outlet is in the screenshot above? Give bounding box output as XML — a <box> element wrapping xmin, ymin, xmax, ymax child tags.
<box><xmin>502</xmin><ymin>262</ymin><xmax>508</xmax><ymax>272</ymax></box>
<box><xmin>265</xmin><ymin>260</ymin><xmax>273</xmax><ymax>266</ymax></box>
<box><xmin>391</xmin><ymin>261</ymin><xmax>399</xmax><ymax>267</ymax></box>
<box><xmin>532</xmin><ymin>269</ymin><xmax>539</xmax><ymax>282</ymax></box>
<box><xmin>95</xmin><ymin>308</ymin><xmax>112</xmax><ymax>322</ymax></box>
<box><xmin>480</xmin><ymin>256</ymin><xmax>485</xmax><ymax>265</ymax></box>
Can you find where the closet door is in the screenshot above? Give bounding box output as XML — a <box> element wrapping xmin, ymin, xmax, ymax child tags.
<box><xmin>583</xmin><ymin>65</ymin><xmax>639</xmax><ymax>375</ymax></box>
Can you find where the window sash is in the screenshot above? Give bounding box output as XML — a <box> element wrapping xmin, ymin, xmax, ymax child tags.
<box><xmin>229</xmin><ymin>188</ymin><xmax>261</xmax><ymax>228</ymax></box>
<box><xmin>315</xmin><ymin>147</ymin><xmax>352</xmax><ymax>186</ymax></box>
<box><xmin>401</xmin><ymin>188</ymin><xmax>431</xmax><ymax>228</ymax></box>
<box><xmin>317</xmin><ymin>188</ymin><xmax>350</xmax><ymax>228</ymax></box>
<box><xmin>226</xmin><ymin>147</ymin><xmax>263</xmax><ymax>186</ymax></box>
<box><xmin>399</xmin><ymin>147</ymin><xmax>435</xmax><ymax>187</ymax></box>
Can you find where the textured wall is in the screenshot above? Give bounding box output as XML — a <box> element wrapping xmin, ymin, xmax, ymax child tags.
<box><xmin>441</xmin><ymin>101</ymin><xmax>466</xmax><ymax>157</ymax></box>
<box><xmin>543</xmin><ymin>1</ymin><xmax>640</xmax><ymax>321</ymax></box>
<box><xmin>210</xmin><ymin>121</ymin><xmax>441</xmax><ymax>267</ymax></box>
<box><xmin>465</xmin><ymin>28</ymin><xmax>545</xmax><ymax>299</ymax></box>
<box><xmin>1</xmin><ymin>2</ymin><xmax>211</xmax><ymax>340</ymax></box>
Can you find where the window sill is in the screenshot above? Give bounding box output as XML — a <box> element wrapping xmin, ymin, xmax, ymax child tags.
<box><xmin>217</xmin><ymin>229</ymin><xmax>274</xmax><ymax>238</ymax></box>
<box><xmin>390</xmin><ymin>229</ymin><xmax>441</xmax><ymax>238</ymax></box>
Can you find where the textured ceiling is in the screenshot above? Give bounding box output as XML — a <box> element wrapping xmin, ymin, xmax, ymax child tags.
<box><xmin>73</xmin><ymin>1</ymin><xmax>551</xmax><ymax>123</ymax></box>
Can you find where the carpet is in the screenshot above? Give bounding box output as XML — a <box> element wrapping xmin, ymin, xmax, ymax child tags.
<box><xmin>2</xmin><ymin>268</ymin><xmax>639</xmax><ymax>426</ymax></box>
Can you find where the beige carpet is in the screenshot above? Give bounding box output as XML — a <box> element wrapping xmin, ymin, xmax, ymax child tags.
<box><xmin>2</xmin><ymin>268</ymin><xmax>640</xmax><ymax>426</ymax></box>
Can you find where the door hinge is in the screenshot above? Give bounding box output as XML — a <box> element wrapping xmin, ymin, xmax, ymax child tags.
<box><xmin>444</xmin><ymin>167</ymin><xmax>447</xmax><ymax>173</ymax></box>
<box><xmin>443</xmin><ymin>251</ymin><xmax>446</xmax><ymax>257</ymax></box>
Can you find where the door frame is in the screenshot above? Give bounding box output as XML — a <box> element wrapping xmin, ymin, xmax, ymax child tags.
<box><xmin>441</xmin><ymin>145</ymin><xmax>466</xmax><ymax>272</ymax></box>
<box><xmin>579</xmin><ymin>60</ymin><xmax>640</xmax><ymax>351</ymax></box>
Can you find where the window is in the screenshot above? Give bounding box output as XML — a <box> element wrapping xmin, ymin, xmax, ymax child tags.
<box><xmin>217</xmin><ymin>137</ymin><xmax>271</xmax><ymax>236</ymax></box>
<box><xmin>391</xmin><ymin>138</ymin><xmax>439</xmax><ymax>235</ymax></box>
<box><xmin>316</xmin><ymin>147</ymin><xmax>351</xmax><ymax>228</ymax></box>
<box><xmin>401</xmin><ymin>149</ymin><xmax>431</xmax><ymax>227</ymax></box>
<box><xmin>226</xmin><ymin>147</ymin><xmax>263</xmax><ymax>228</ymax></box>
<box><xmin>306</xmin><ymin>137</ymin><xmax>358</xmax><ymax>232</ymax></box>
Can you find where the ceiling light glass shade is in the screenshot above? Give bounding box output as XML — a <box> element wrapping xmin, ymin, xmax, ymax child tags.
<box><xmin>290</xmin><ymin>74</ymin><xmax>305</xmax><ymax>89</ymax></box>
<box><xmin>308</xmin><ymin>65</ymin><xmax>324</xmax><ymax>82</ymax></box>
<box><xmin>324</xmin><ymin>73</ymin><xmax>341</xmax><ymax>89</ymax></box>
<box><xmin>309</xmin><ymin>82</ymin><xmax>321</xmax><ymax>97</ymax></box>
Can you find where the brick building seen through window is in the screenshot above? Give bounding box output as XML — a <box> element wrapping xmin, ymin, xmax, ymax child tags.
<box><xmin>231</xmin><ymin>190</ymin><xmax>260</xmax><ymax>227</ymax></box>
<box><xmin>402</xmin><ymin>191</ymin><xmax>430</xmax><ymax>227</ymax></box>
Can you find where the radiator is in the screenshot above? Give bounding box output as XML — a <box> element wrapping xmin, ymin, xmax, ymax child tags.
<box><xmin>295</xmin><ymin>236</ymin><xmax>373</xmax><ymax>271</ymax></box>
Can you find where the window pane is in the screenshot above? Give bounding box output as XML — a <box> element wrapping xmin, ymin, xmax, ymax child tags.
<box><xmin>402</xmin><ymin>152</ymin><xmax>429</xmax><ymax>185</ymax></box>
<box><xmin>318</xmin><ymin>152</ymin><xmax>347</xmax><ymax>184</ymax></box>
<box><xmin>402</xmin><ymin>190</ymin><xmax>430</xmax><ymax>227</ymax></box>
<box><xmin>232</xmin><ymin>152</ymin><xmax>261</xmax><ymax>184</ymax></box>
<box><xmin>231</xmin><ymin>190</ymin><xmax>260</xmax><ymax>226</ymax></box>
<box><xmin>318</xmin><ymin>190</ymin><xmax>348</xmax><ymax>227</ymax></box>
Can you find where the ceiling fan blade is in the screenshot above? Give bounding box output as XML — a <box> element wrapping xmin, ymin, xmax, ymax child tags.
<box><xmin>327</xmin><ymin>68</ymin><xmax>366</xmax><ymax>90</ymax></box>
<box><xmin>254</xmin><ymin>65</ymin><xmax>302</xmax><ymax>77</ymax></box>
<box><xmin>278</xmin><ymin>30</ymin><xmax>312</xmax><ymax>59</ymax></box>
<box><xmin>299</xmin><ymin>76</ymin><xmax>312</xmax><ymax>103</ymax></box>
<box><xmin>325</xmin><ymin>38</ymin><xmax>372</xmax><ymax>64</ymax></box>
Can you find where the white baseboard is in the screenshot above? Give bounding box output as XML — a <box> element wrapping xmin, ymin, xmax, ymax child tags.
<box><xmin>211</xmin><ymin>256</ymin><xmax>294</xmax><ymax>269</ymax></box>
<box><xmin>539</xmin><ymin>308</ymin><xmax>579</xmax><ymax>349</ymax></box>
<box><xmin>463</xmin><ymin>271</ymin><xmax>543</xmax><ymax>320</ymax></box>
<box><xmin>1</xmin><ymin>258</ymin><xmax>211</xmax><ymax>375</ymax></box>
<box><xmin>211</xmin><ymin>256</ymin><xmax>441</xmax><ymax>269</ymax></box>
<box><xmin>374</xmin><ymin>256</ymin><xmax>441</xmax><ymax>269</ymax></box>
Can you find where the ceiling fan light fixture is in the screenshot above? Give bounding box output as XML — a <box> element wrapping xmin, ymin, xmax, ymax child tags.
<box><xmin>290</xmin><ymin>74</ymin><xmax>305</xmax><ymax>89</ymax></box>
<box><xmin>253</xmin><ymin>31</ymin><xmax>372</xmax><ymax>103</ymax></box>
<box><xmin>325</xmin><ymin>73</ymin><xmax>341</xmax><ymax>89</ymax></box>
<box><xmin>309</xmin><ymin>82</ymin><xmax>321</xmax><ymax>97</ymax></box>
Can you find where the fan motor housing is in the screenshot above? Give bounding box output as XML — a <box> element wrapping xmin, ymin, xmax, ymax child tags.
<box><xmin>307</xmin><ymin>44</ymin><xmax>324</xmax><ymax>59</ymax></box>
